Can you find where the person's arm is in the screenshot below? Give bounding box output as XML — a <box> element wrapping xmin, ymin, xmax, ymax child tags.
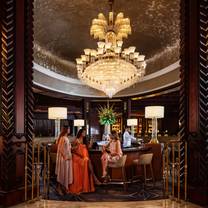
<box><xmin>111</xmin><ymin>140</ymin><xmax>122</xmax><ymax>156</ymax></box>
<box><xmin>102</xmin><ymin>140</ymin><xmax>111</xmax><ymax>152</ymax></box>
<box><xmin>71</xmin><ymin>139</ymin><xmax>84</xmax><ymax>158</ymax></box>
<box><xmin>60</xmin><ymin>137</ymin><xmax>71</xmax><ymax>160</ymax></box>
<box><xmin>130</xmin><ymin>135</ymin><xmax>137</xmax><ymax>141</ymax></box>
<box><xmin>125</xmin><ymin>131</ymin><xmax>136</xmax><ymax>141</ymax></box>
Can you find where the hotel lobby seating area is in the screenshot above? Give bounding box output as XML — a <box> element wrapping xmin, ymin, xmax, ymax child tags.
<box><xmin>0</xmin><ymin>0</ymin><xmax>208</xmax><ymax>207</ymax></box>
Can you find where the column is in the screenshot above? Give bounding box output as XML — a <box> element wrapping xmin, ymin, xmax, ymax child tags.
<box><xmin>180</xmin><ymin>0</ymin><xmax>208</xmax><ymax>205</ymax></box>
<box><xmin>0</xmin><ymin>0</ymin><xmax>34</xmax><ymax>206</ymax></box>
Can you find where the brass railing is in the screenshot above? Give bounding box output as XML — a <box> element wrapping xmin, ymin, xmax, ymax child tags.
<box><xmin>25</xmin><ymin>139</ymin><xmax>188</xmax><ymax>202</ymax></box>
<box><xmin>24</xmin><ymin>141</ymin><xmax>51</xmax><ymax>202</ymax></box>
<box><xmin>163</xmin><ymin>140</ymin><xmax>188</xmax><ymax>202</ymax></box>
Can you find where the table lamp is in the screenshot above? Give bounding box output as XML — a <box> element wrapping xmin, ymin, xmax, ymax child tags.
<box><xmin>145</xmin><ymin>106</ymin><xmax>164</xmax><ymax>144</ymax></box>
<box><xmin>74</xmin><ymin>119</ymin><xmax>85</xmax><ymax>132</ymax></box>
<box><xmin>48</xmin><ymin>107</ymin><xmax>67</xmax><ymax>137</ymax></box>
<box><xmin>127</xmin><ymin>118</ymin><xmax>138</xmax><ymax>137</ymax></box>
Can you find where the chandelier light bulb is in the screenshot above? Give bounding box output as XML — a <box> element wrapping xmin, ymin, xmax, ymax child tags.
<box><xmin>81</xmin><ymin>55</ymin><xmax>86</xmax><ymax>62</ymax></box>
<box><xmin>134</xmin><ymin>52</ymin><xmax>139</xmax><ymax>59</ymax></box>
<box><xmin>137</xmin><ymin>55</ymin><xmax>145</xmax><ymax>61</ymax></box>
<box><xmin>97</xmin><ymin>48</ymin><xmax>104</xmax><ymax>55</ymax></box>
<box><xmin>105</xmin><ymin>42</ymin><xmax>112</xmax><ymax>49</ymax></box>
<box><xmin>129</xmin><ymin>46</ymin><xmax>136</xmax><ymax>53</ymax></box>
<box><xmin>97</xmin><ymin>41</ymin><xmax>105</xmax><ymax>48</ymax></box>
<box><xmin>114</xmin><ymin>47</ymin><xmax>121</xmax><ymax>54</ymax></box>
<box><xmin>84</xmin><ymin>49</ymin><xmax>91</xmax><ymax>55</ymax></box>
<box><xmin>76</xmin><ymin>58</ymin><xmax>82</xmax><ymax>65</ymax></box>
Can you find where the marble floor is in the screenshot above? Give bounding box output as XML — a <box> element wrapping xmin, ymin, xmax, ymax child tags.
<box><xmin>12</xmin><ymin>199</ymin><xmax>203</xmax><ymax>208</ymax></box>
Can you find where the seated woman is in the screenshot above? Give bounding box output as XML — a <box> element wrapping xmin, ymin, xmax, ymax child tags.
<box><xmin>55</xmin><ymin>125</ymin><xmax>73</xmax><ymax>195</ymax></box>
<box><xmin>68</xmin><ymin>128</ymin><xmax>95</xmax><ymax>194</ymax></box>
<box><xmin>101</xmin><ymin>130</ymin><xmax>123</xmax><ymax>178</ymax></box>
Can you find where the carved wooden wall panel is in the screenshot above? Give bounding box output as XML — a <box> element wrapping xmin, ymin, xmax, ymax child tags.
<box><xmin>178</xmin><ymin>0</ymin><xmax>189</xmax><ymax>183</ymax></box>
<box><xmin>24</xmin><ymin>0</ymin><xmax>35</xmax><ymax>185</ymax></box>
<box><xmin>198</xmin><ymin>0</ymin><xmax>208</xmax><ymax>185</ymax></box>
<box><xmin>0</xmin><ymin>0</ymin><xmax>34</xmax><ymax>205</ymax></box>
<box><xmin>0</xmin><ymin>0</ymin><xmax>16</xmax><ymax>190</ymax></box>
<box><xmin>179</xmin><ymin>0</ymin><xmax>208</xmax><ymax>204</ymax></box>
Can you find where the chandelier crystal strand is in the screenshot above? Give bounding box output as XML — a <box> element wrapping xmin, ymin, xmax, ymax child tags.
<box><xmin>76</xmin><ymin>1</ymin><xmax>146</xmax><ymax>98</ymax></box>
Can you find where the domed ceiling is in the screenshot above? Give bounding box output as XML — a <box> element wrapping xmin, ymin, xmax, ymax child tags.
<box><xmin>33</xmin><ymin>0</ymin><xmax>180</xmax><ymax>97</ymax></box>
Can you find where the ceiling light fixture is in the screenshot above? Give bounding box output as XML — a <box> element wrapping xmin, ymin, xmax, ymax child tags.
<box><xmin>76</xmin><ymin>0</ymin><xmax>146</xmax><ymax>98</ymax></box>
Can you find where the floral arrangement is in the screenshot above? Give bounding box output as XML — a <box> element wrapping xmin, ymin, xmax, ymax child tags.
<box><xmin>98</xmin><ymin>105</ymin><xmax>117</xmax><ymax>125</ymax></box>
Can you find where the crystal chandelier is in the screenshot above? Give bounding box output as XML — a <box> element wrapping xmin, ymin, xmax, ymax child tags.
<box><xmin>76</xmin><ymin>0</ymin><xmax>146</xmax><ymax>98</ymax></box>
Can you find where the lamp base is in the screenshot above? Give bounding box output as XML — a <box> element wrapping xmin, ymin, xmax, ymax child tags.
<box><xmin>149</xmin><ymin>138</ymin><xmax>159</xmax><ymax>144</ymax></box>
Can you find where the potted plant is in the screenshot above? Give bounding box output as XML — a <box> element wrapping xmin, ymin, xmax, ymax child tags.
<box><xmin>98</xmin><ymin>105</ymin><xmax>117</xmax><ymax>138</ymax></box>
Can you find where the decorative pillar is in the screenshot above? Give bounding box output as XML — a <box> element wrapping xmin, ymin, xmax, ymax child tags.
<box><xmin>180</xmin><ymin>0</ymin><xmax>208</xmax><ymax>205</ymax></box>
<box><xmin>0</xmin><ymin>0</ymin><xmax>34</xmax><ymax>206</ymax></box>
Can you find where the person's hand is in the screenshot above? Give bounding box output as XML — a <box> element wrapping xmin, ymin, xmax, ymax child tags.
<box><xmin>83</xmin><ymin>157</ymin><xmax>88</xmax><ymax>161</ymax></box>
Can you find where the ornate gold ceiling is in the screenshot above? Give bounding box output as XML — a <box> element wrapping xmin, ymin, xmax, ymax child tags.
<box><xmin>34</xmin><ymin>0</ymin><xmax>180</xmax><ymax>79</ymax></box>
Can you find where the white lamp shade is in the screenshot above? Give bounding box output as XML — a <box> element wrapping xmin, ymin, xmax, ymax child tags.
<box><xmin>145</xmin><ymin>106</ymin><xmax>164</xmax><ymax>118</ymax></box>
<box><xmin>48</xmin><ymin>107</ymin><xmax>67</xmax><ymax>119</ymax></box>
<box><xmin>127</xmin><ymin>118</ymin><xmax>138</xmax><ymax>126</ymax></box>
<box><xmin>74</xmin><ymin>119</ymin><xmax>85</xmax><ymax>127</ymax></box>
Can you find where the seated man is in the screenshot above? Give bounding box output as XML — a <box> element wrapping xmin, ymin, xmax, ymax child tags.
<box><xmin>123</xmin><ymin>127</ymin><xmax>136</xmax><ymax>148</ymax></box>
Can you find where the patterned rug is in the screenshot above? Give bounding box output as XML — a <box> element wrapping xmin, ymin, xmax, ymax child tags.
<box><xmin>48</xmin><ymin>180</ymin><xmax>165</xmax><ymax>202</ymax></box>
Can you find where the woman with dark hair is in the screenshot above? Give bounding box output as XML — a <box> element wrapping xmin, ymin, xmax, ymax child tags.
<box><xmin>55</xmin><ymin>125</ymin><xmax>73</xmax><ymax>195</ymax></box>
<box><xmin>68</xmin><ymin>128</ymin><xmax>95</xmax><ymax>194</ymax></box>
<box><xmin>101</xmin><ymin>130</ymin><xmax>123</xmax><ymax>178</ymax></box>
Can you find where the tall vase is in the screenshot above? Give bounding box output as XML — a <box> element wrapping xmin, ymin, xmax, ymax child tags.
<box><xmin>102</xmin><ymin>124</ymin><xmax>111</xmax><ymax>140</ymax></box>
<box><xmin>105</xmin><ymin>124</ymin><xmax>111</xmax><ymax>135</ymax></box>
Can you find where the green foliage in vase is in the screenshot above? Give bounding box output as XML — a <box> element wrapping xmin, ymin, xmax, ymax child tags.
<box><xmin>98</xmin><ymin>105</ymin><xmax>117</xmax><ymax>125</ymax></box>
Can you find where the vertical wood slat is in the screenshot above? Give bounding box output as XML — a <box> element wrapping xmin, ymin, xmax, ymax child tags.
<box><xmin>179</xmin><ymin>0</ymin><xmax>188</xmax><ymax>187</ymax></box>
<box><xmin>24</xmin><ymin>0</ymin><xmax>35</xmax><ymax>185</ymax></box>
<box><xmin>15</xmin><ymin>0</ymin><xmax>25</xmax><ymax>133</ymax></box>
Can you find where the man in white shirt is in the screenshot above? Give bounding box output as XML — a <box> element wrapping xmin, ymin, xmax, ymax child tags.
<box><xmin>123</xmin><ymin>127</ymin><xmax>136</xmax><ymax>148</ymax></box>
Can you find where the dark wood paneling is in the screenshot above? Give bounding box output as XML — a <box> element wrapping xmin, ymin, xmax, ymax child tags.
<box><xmin>15</xmin><ymin>0</ymin><xmax>25</xmax><ymax>133</ymax></box>
<box><xmin>0</xmin><ymin>0</ymin><xmax>35</xmax><ymax>206</ymax></box>
<box><xmin>179</xmin><ymin>0</ymin><xmax>208</xmax><ymax>205</ymax></box>
<box><xmin>188</xmin><ymin>0</ymin><xmax>199</xmax><ymax>133</ymax></box>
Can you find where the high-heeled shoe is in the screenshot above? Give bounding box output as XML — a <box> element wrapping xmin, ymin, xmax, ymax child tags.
<box><xmin>93</xmin><ymin>175</ymin><xmax>102</xmax><ymax>185</ymax></box>
<box><xmin>101</xmin><ymin>172</ymin><xmax>108</xmax><ymax>178</ymax></box>
<box><xmin>101</xmin><ymin>174</ymin><xmax>110</xmax><ymax>183</ymax></box>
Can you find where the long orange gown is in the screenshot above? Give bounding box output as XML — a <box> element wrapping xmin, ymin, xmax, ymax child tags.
<box><xmin>68</xmin><ymin>139</ymin><xmax>95</xmax><ymax>194</ymax></box>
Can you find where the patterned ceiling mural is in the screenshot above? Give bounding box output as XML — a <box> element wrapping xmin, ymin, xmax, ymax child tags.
<box><xmin>34</xmin><ymin>0</ymin><xmax>180</xmax><ymax>79</ymax></box>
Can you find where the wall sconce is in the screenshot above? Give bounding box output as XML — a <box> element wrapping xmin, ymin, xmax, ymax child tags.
<box><xmin>145</xmin><ymin>106</ymin><xmax>164</xmax><ymax>143</ymax></box>
<box><xmin>48</xmin><ymin>107</ymin><xmax>67</xmax><ymax>137</ymax></box>
<box><xmin>127</xmin><ymin>118</ymin><xmax>138</xmax><ymax>137</ymax></box>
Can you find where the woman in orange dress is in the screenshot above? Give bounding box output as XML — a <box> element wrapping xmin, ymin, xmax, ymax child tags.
<box><xmin>101</xmin><ymin>130</ymin><xmax>123</xmax><ymax>178</ymax></box>
<box><xmin>68</xmin><ymin>128</ymin><xmax>95</xmax><ymax>194</ymax></box>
